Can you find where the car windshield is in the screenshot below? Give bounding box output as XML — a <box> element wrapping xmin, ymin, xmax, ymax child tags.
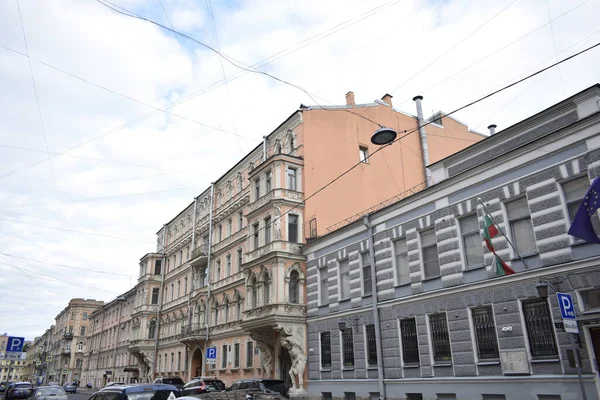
<box><xmin>204</xmin><ymin>381</ymin><xmax>224</xmax><ymax>391</ymax></box>
<box><xmin>16</xmin><ymin>384</ymin><xmax>32</xmax><ymax>389</ymax></box>
<box><xmin>125</xmin><ymin>390</ymin><xmax>180</xmax><ymax>400</ymax></box>
<box><xmin>162</xmin><ymin>379</ymin><xmax>183</xmax><ymax>385</ymax></box>
<box><xmin>37</xmin><ymin>387</ymin><xmax>66</xmax><ymax>396</ymax></box>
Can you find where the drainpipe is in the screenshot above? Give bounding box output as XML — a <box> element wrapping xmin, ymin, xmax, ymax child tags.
<box><xmin>153</xmin><ymin>224</ymin><xmax>167</xmax><ymax>382</ymax></box>
<box><xmin>413</xmin><ymin>95</ymin><xmax>432</xmax><ymax>186</ymax></box>
<box><xmin>188</xmin><ymin>196</ymin><xmax>198</xmax><ymax>327</ymax></box>
<box><xmin>363</xmin><ymin>215</ymin><xmax>386</xmax><ymax>400</ymax></box>
<box><xmin>262</xmin><ymin>136</ymin><xmax>268</xmax><ymax>161</ymax></box>
<box><xmin>201</xmin><ymin>183</ymin><xmax>215</xmax><ymax>377</ymax></box>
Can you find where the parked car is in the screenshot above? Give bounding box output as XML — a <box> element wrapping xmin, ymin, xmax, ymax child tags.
<box><xmin>0</xmin><ymin>381</ymin><xmax>14</xmax><ymax>393</ymax></box>
<box><xmin>99</xmin><ymin>383</ymin><xmax>126</xmax><ymax>391</ymax></box>
<box><xmin>89</xmin><ymin>384</ymin><xmax>181</xmax><ymax>400</ymax></box>
<box><xmin>181</xmin><ymin>378</ymin><xmax>225</xmax><ymax>396</ymax></box>
<box><xmin>27</xmin><ymin>386</ymin><xmax>68</xmax><ymax>400</ymax></box>
<box><xmin>227</xmin><ymin>379</ymin><xmax>288</xmax><ymax>398</ymax></box>
<box><xmin>63</xmin><ymin>382</ymin><xmax>77</xmax><ymax>394</ymax></box>
<box><xmin>153</xmin><ymin>377</ymin><xmax>185</xmax><ymax>390</ymax></box>
<box><xmin>6</xmin><ymin>382</ymin><xmax>34</xmax><ymax>400</ymax></box>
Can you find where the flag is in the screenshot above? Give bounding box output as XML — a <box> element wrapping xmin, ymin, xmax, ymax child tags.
<box><xmin>482</xmin><ymin>212</ymin><xmax>515</xmax><ymax>276</ymax></box>
<box><xmin>568</xmin><ymin>176</ymin><xmax>600</xmax><ymax>244</ymax></box>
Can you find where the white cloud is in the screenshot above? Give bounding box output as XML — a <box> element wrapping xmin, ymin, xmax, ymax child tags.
<box><xmin>1</xmin><ymin>0</ymin><xmax>600</xmax><ymax>339</ymax></box>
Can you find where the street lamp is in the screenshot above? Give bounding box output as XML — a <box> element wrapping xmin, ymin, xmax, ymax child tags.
<box><xmin>535</xmin><ymin>279</ymin><xmax>562</xmax><ymax>299</ymax></box>
<box><xmin>370</xmin><ymin>127</ymin><xmax>397</xmax><ymax>146</ymax></box>
<box><xmin>338</xmin><ymin>316</ymin><xmax>361</xmax><ymax>333</ymax></box>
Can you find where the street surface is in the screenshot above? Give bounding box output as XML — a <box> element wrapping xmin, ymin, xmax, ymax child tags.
<box><xmin>0</xmin><ymin>390</ymin><xmax>94</xmax><ymax>400</ymax></box>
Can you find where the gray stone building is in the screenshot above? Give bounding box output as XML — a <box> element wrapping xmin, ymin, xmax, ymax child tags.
<box><xmin>304</xmin><ymin>84</ymin><xmax>600</xmax><ymax>400</ymax></box>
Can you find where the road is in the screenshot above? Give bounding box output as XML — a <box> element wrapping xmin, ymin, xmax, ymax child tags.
<box><xmin>68</xmin><ymin>391</ymin><xmax>93</xmax><ymax>400</ymax></box>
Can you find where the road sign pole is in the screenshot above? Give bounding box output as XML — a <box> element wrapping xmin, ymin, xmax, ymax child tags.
<box><xmin>6</xmin><ymin>359</ymin><xmax>13</xmax><ymax>384</ymax></box>
<box><xmin>572</xmin><ymin>336</ymin><xmax>588</xmax><ymax>400</ymax></box>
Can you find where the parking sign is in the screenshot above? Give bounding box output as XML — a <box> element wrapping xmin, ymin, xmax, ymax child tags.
<box><xmin>6</xmin><ymin>337</ymin><xmax>25</xmax><ymax>353</ymax></box>
<box><xmin>206</xmin><ymin>347</ymin><xmax>217</xmax><ymax>365</ymax></box>
<box><xmin>557</xmin><ymin>292</ymin><xmax>579</xmax><ymax>334</ymax></box>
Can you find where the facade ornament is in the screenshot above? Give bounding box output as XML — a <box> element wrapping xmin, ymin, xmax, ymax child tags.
<box><xmin>275</xmin><ymin>324</ymin><xmax>307</xmax><ymax>392</ymax></box>
<box><xmin>273</xmin><ymin>206</ymin><xmax>282</xmax><ymax>240</ymax></box>
<box><xmin>255</xmin><ymin>342</ymin><xmax>275</xmax><ymax>377</ymax></box>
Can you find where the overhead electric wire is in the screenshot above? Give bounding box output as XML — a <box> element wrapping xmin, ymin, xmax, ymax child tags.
<box><xmin>245</xmin><ymin>39</ymin><xmax>600</xmax><ymax>238</ymax></box>
<box><xmin>0</xmin><ymin>252</ymin><xmax>138</xmax><ymax>278</ymax></box>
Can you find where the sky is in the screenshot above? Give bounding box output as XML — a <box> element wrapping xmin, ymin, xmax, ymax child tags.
<box><xmin>1</xmin><ymin>0</ymin><xmax>599</xmax><ymax>340</ymax></box>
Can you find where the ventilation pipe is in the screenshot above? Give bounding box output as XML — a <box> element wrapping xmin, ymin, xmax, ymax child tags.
<box><xmin>488</xmin><ymin>124</ymin><xmax>497</xmax><ymax>136</ymax></box>
<box><xmin>413</xmin><ymin>95</ymin><xmax>432</xmax><ymax>186</ymax></box>
<box><xmin>346</xmin><ymin>91</ymin><xmax>355</xmax><ymax>107</ymax></box>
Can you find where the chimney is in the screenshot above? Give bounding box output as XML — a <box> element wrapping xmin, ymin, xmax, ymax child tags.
<box><xmin>487</xmin><ymin>124</ymin><xmax>497</xmax><ymax>136</ymax></box>
<box><xmin>381</xmin><ymin>93</ymin><xmax>393</xmax><ymax>107</ymax></box>
<box><xmin>346</xmin><ymin>91</ymin><xmax>355</xmax><ymax>107</ymax></box>
<box><xmin>413</xmin><ymin>95</ymin><xmax>432</xmax><ymax>186</ymax></box>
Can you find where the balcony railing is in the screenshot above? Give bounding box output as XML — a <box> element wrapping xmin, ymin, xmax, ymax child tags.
<box><xmin>245</xmin><ymin>240</ymin><xmax>302</xmax><ymax>264</ymax></box>
<box><xmin>248</xmin><ymin>188</ymin><xmax>303</xmax><ymax>215</ymax></box>
<box><xmin>189</xmin><ymin>244</ymin><xmax>209</xmax><ymax>268</ymax></box>
<box><xmin>212</xmin><ymin>271</ymin><xmax>245</xmax><ymax>291</ymax></box>
<box><xmin>241</xmin><ymin>302</ymin><xmax>306</xmax><ymax>329</ymax></box>
<box><xmin>179</xmin><ymin>323</ymin><xmax>206</xmax><ymax>343</ymax></box>
<box><xmin>213</xmin><ymin>227</ymin><xmax>247</xmax><ymax>253</ymax></box>
<box><xmin>63</xmin><ymin>332</ymin><xmax>73</xmax><ymax>340</ymax></box>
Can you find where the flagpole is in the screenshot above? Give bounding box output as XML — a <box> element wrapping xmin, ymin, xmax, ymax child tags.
<box><xmin>477</xmin><ymin>198</ymin><xmax>530</xmax><ymax>270</ymax></box>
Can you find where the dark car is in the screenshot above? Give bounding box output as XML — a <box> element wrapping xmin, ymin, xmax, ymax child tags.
<box><xmin>181</xmin><ymin>378</ymin><xmax>225</xmax><ymax>396</ymax></box>
<box><xmin>1</xmin><ymin>381</ymin><xmax>14</xmax><ymax>393</ymax></box>
<box><xmin>153</xmin><ymin>377</ymin><xmax>185</xmax><ymax>390</ymax></box>
<box><xmin>6</xmin><ymin>382</ymin><xmax>34</xmax><ymax>400</ymax></box>
<box><xmin>228</xmin><ymin>379</ymin><xmax>288</xmax><ymax>398</ymax></box>
<box><xmin>63</xmin><ymin>382</ymin><xmax>77</xmax><ymax>394</ymax></box>
<box><xmin>27</xmin><ymin>386</ymin><xmax>68</xmax><ymax>400</ymax></box>
<box><xmin>89</xmin><ymin>384</ymin><xmax>181</xmax><ymax>400</ymax></box>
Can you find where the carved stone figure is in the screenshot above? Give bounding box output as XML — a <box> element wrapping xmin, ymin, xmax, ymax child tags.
<box><xmin>256</xmin><ymin>342</ymin><xmax>274</xmax><ymax>377</ymax></box>
<box><xmin>276</xmin><ymin>325</ymin><xmax>307</xmax><ymax>392</ymax></box>
<box><xmin>273</xmin><ymin>206</ymin><xmax>282</xmax><ymax>240</ymax></box>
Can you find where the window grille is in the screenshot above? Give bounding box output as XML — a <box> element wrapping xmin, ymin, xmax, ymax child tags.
<box><xmin>342</xmin><ymin>328</ymin><xmax>355</xmax><ymax>367</ymax></box>
<box><xmin>320</xmin><ymin>332</ymin><xmax>331</xmax><ymax>368</ymax></box>
<box><xmin>406</xmin><ymin>394</ymin><xmax>423</xmax><ymax>400</ymax></box>
<box><xmin>472</xmin><ymin>306</ymin><xmax>499</xmax><ymax>359</ymax></box>
<box><xmin>430</xmin><ymin>313</ymin><xmax>452</xmax><ymax>362</ymax></box>
<box><xmin>522</xmin><ymin>299</ymin><xmax>558</xmax><ymax>357</ymax></box>
<box><xmin>400</xmin><ymin>318</ymin><xmax>420</xmax><ymax>365</ymax></box>
<box><xmin>365</xmin><ymin>324</ymin><xmax>377</xmax><ymax>366</ymax></box>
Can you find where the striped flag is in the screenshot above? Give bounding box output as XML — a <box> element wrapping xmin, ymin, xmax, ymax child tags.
<box><xmin>483</xmin><ymin>215</ymin><xmax>515</xmax><ymax>276</ymax></box>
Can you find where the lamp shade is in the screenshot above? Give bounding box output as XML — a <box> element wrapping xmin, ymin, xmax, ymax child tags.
<box><xmin>536</xmin><ymin>282</ymin><xmax>549</xmax><ymax>299</ymax></box>
<box><xmin>371</xmin><ymin>127</ymin><xmax>397</xmax><ymax>145</ymax></box>
<box><xmin>338</xmin><ymin>321</ymin><xmax>346</xmax><ymax>331</ymax></box>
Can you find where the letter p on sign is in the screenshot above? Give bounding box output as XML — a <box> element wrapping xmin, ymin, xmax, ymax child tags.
<box><xmin>7</xmin><ymin>337</ymin><xmax>25</xmax><ymax>353</ymax></box>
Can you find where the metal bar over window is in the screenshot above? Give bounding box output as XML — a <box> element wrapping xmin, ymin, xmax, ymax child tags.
<box><xmin>342</xmin><ymin>328</ymin><xmax>354</xmax><ymax>367</ymax></box>
<box><xmin>522</xmin><ymin>299</ymin><xmax>558</xmax><ymax>357</ymax></box>
<box><xmin>401</xmin><ymin>318</ymin><xmax>420</xmax><ymax>365</ymax></box>
<box><xmin>320</xmin><ymin>332</ymin><xmax>331</xmax><ymax>368</ymax></box>
<box><xmin>365</xmin><ymin>324</ymin><xmax>377</xmax><ymax>366</ymax></box>
<box><xmin>472</xmin><ymin>306</ymin><xmax>499</xmax><ymax>359</ymax></box>
<box><xmin>430</xmin><ymin>313</ymin><xmax>452</xmax><ymax>362</ymax></box>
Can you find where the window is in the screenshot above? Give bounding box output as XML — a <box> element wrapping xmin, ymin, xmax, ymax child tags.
<box><xmin>226</xmin><ymin>254</ymin><xmax>232</xmax><ymax>277</ymax></box>
<box><xmin>77</xmin><ymin>341</ymin><xmax>84</xmax><ymax>352</ymax></box>
<box><xmin>344</xmin><ymin>393</ymin><xmax>356</xmax><ymax>400</ymax></box>
<box><xmin>216</xmin><ymin>260</ymin><xmax>221</xmax><ymax>281</ymax></box>
<box><xmin>365</xmin><ymin>324</ymin><xmax>377</xmax><ymax>366</ymax></box>
<box><xmin>178</xmin><ymin>352</ymin><xmax>181</xmax><ymax>371</ymax></box>
<box><xmin>288</xmin><ymin>215</ymin><xmax>299</xmax><ymax>243</ymax></box>
<box><xmin>394</xmin><ymin>239</ymin><xmax>410</xmax><ymax>285</ymax></box>
<box><xmin>406</xmin><ymin>395</ymin><xmax>423</xmax><ymax>400</ymax></box>
<box><xmin>264</xmin><ymin>217</ymin><xmax>272</xmax><ymax>244</ymax></box>
<box><xmin>563</xmin><ymin>176</ymin><xmax>600</xmax><ymax>233</ymax></box>
<box><xmin>221</xmin><ymin>345</ymin><xmax>228</xmax><ymax>369</ymax></box>
<box><xmin>472</xmin><ymin>306</ymin><xmax>499</xmax><ymax>360</ymax></box>
<box><xmin>522</xmin><ymin>299</ymin><xmax>558</xmax><ymax>357</ymax></box>
<box><xmin>289</xmin><ymin>270</ymin><xmax>299</xmax><ymax>304</ymax></box>
<box><xmin>214</xmin><ymin>302</ymin><xmax>219</xmax><ymax>325</ymax></box>
<box><xmin>251</xmin><ymin>278</ymin><xmax>258</xmax><ymax>309</ymax></box>
<box><xmin>69</xmin><ymin>325</ymin><xmax>74</xmax><ymax>333</ymax></box>
<box><xmin>319</xmin><ymin>267</ymin><xmax>329</xmax><ymax>306</ymax></box>
<box><xmin>581</xmin><ymin>288</ymin><xmax>600</xmax><ymax>311</ymax></box>
<box><xmin>255</xmin><ymin>178</ymin><xmax>261</xmax><ymax>199</ymax></box>
<box><xmin>339</xmin><ymin>259</ymin><xmax>350</xmax><ymax>300</ymax></box>
<box><xmin>148</xmin><ymin>319</ymin><xmax>156</xmax><ymax>338</ymax></box>
<box><xmin>361</xmin><ymin>253</ymin><xmax>372</xmax><ymax>295</ymax></box>
<box><xmin>80</xmin><ymin>326</ymin><xmax>86</xmax><ymax>337</ymax></box>
<box><xmin>170</xmin><ymin>283</ymin><xmax>174</xmax><ymax>301</ymax></box>
<box><xmin>421</xmin><ymin>229</ymin><xmax>439</xmax><ymax>279</ymax></box>
<box><xmin>506</xmin><ymin>197</ymin><xmax>536</xmax><ymax>255</ymax></box>
<box><xmin>236</xmin><ymin>299</ymin><xmax>241</xmax><ymax>320</ymax></box>
<box><xmin>460</xmin><ymin>214</ymin><xmax>484</xmax><ymax>268</ymax></box>
<box><xmin>83</xmin><ymin>312</ymin><xmax>88</xmax><ymax>320</ymax></box>
<box><xmin>228</xmin><ymin>218</ymin><xmax>233</xmax><ymax>236</ymax></box>
<box><xmin>320</xmin><ymin>332</ymin><xmax>331</xmax><ymax>368</ymax></box>
<box><xmin>264</xmin><ymin>273</ymin><xmax>271</xmax><ymax>305</ymax></box>
<box><xmin>400</xmin><ymin>318</ymin><xmax>419</xmax><ymax>365</ymax></box>
<box><xmin>200</xmin><ymin>268</ymin><xmax>207</xmax><ymax>287</ymax></box>
<box><xmin>341</xmin><ymin>328</ymin><xmax>354</xmax><ymax>367</ymax></box>
<box><xmin>154</xmin><ymin>259</ymin><xmax>162</xmax><ymax>275</ymax></box>
<box><xmin>287</xmin><ymin>167</ymin><xmax>297</xmax><ymax>191</ymax></box>
<box><xmin>218</xmin><ymin>225</ymin><xmax>223</xmax><ymax>242</ymax></box>
<box><xmin>225</xmin><ymin>300</ymin><xmax>230</xmax><ymax>323</ymax></box>
<box><xmin>237</xmin><ymin>248</ymin><xmax>243</xmax><ymax>271</ymax></box>
<box><xmin>177</xmin><ymin>280</ymin><xmax>181</xmax><ymax>297</ymax></box>
<box><xmin>71</xmin><ymin>312</ymin><xmax>76</xmax><ymax>320</ymax></box>
<box><xmin>151</xmin><ymin>287</ymin><xmax>160</xmax><ymax>305</ymax></box>
<box><xmin>253</xmin><ymin>223</ymin><xmax>260</xmax><ymax>249</ymax></box>
<box><xmin>266</xmin><ymin>171</ymin><xmax>272</xmax><ymax>192</ymax></box>
<box><xmin>234</xmin><ymin>343</ymin><xmax>240</xmax><ymax>367</ymax></box>
<box><xmin>246</xmin><ymin>341</ymin><xmax>254</xmax><ymax>367</ymax></box>
<box><xmin>76</xmin><ymin>358</ymin><xmax>83</xmax><ymax>368</ymax></box>
<box><xmin>429</xmin><ymin>313</ymin><xmax>451</xmax><ymax>362</ymax></box>
<box><xmin>171</xmin><ymin>353</ymin><xmax>174</xmax><ymax>371</ymax></box>
<box><xmin>359</xmin><ymin>146</ymin><xmax>369</xmax><ymax>163</ymax></box>
<box><xmin>238</xmin><ymin>211</ymin><xmax>244</xmax><ymax>231</ymax></box>
<box><xmin>184</xmin><ymin>277</ymin><xmax>188</xmax><ymax>295</ymax></box>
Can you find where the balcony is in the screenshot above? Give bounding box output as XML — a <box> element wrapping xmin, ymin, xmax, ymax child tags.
<box><xmin>247</xmin><ymin>188</ymin><xmax>303</xmax><ymax>216</ymax></box>
<box><xmin>132</xmin><ymin>304</ymin><xmax>159</xmax><ymax>315</ymax></box>
<box><xmin>241</xmin><ymin>302</ymin><xmax>306</xmax><ymax>331</ymax></box>
<box><xmin>61</xmin><ymin>350</ymin><xmax>71</xmax><ymax>357</ymax></box>
<box><xmin>63</xmin><ymin>332</ymin><xmax>73</xmax><ymax>340</ymax></box>
<box><xmin>189</xmin><ymin>244</ymin><xmax>209</xmax><ymax>268</ymax></box>
<box><xmin>179</xmin><ymin>323</ymin><xmax>207</xmax><ymax>345</ymax></box>
<box><xmin>245</xmin><ymin>240</ymin><xmax>302</xmax><ymax>265</ymax></box>
<box><xmin>212</xmin><ymin>271</ymin><xmax>245</xmax><ymax>291</ymax></box>
<box><xmin>213</xmin><ymin>226</ymin><xmax>247</xmax><ymax>253</ymax></box>
<box><xmin>128</xmin><ymin>339</ymin><xmax>155</xmax><ymax>353</ymax></box>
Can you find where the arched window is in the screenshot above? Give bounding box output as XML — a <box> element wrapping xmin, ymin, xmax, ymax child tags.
<box><xmin>198</xmin><ymin>303</ymin><xmax>205</xmax><ymax>327</ymax></box>
<box><xmin>82</xmin><ymin>312</ymin><xmax>88</xmax><ymax>320</ymax></box>
<box><xmin>77</xmin><ymin>341</ymin><xmax>84</xmax><ymax>352</ymax></box>
<box><xmin>289</xmin><ymin>270</ymin><xmax>299</xmax><ymax>304</ymax></box>
<box><xmin>148</xmin><ymin>319</ymin><xmax>156</xmax><ymax>339</ymax></box>
<box><xmin>224</xmin><ymin>299</ymin><xmax>230</xmax><ymax>323</ymax></box>
<box><xmin>263</xmin><ymin>272</ymin><xmax>270</xmax><ymax>305</ymax></box>
<box><xmin>250</xmin><ymin>277</ymin><xmax>257</xmax><ymax>309</ymax></box>
<box><xmin>214</xmin><ymin>302</ymin><xmax>219</xmax><ymax>325</ymax></box>
<box><xmin>236</xmin><ymin>299</ymin><xmax>241</xmax><ymax>320</ymax></box>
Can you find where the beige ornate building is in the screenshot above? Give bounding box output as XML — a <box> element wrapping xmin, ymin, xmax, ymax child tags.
<box><xmin>128</xmin><ymin>92</ymin><xmax>482</xmax><ymax>391</ymax></box>
<box><xmin>46</xmin><ymin>298</ymin><xmax>103</xmax><ymax>384</ymax></box>
<box><xmin>83</xmin><ymin>289</ymin><xmax>137</xmax><ymax>388</ymax></box>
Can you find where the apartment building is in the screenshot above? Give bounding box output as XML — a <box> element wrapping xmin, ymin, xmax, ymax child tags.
<box><xmin>84</xmin><ymin>289</ymin><xmax>137</xmax><ymax>388</ymax></box>
<box><xmin>130</xmin><ymin>91</ymin><xmax>482</xmax><ymax>389</ymax></box>
<box><xmin>46</xmin><ymin>298</ymin><xmax>103</xmax><ymax>384</ymax></box>
<box><xmin>304</xmin><ymin>84</ymin><xmax>600</xmax><ymax>400</ymax></box>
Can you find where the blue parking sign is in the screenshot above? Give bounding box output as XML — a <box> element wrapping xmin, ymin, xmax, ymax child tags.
<box><xmin>557</xmin><ymin>292</ymin><xmax>576</xmax><ymax>319</ymax></box>
<box><xmin>206</xmin><ymin>347</ymin><xmax>217</xmax><ymax>364</ymax></box>
<box><xmin>6</xmin><ymin>337</ymin><xmax>25</xmax><ymax>353</ymax></box>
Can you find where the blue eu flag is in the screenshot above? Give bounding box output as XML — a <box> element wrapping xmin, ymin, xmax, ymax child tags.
<box><xmin>568</xmin><ymin>176</ymin><xmax>600</xmax><ymax>244</ymax></box>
